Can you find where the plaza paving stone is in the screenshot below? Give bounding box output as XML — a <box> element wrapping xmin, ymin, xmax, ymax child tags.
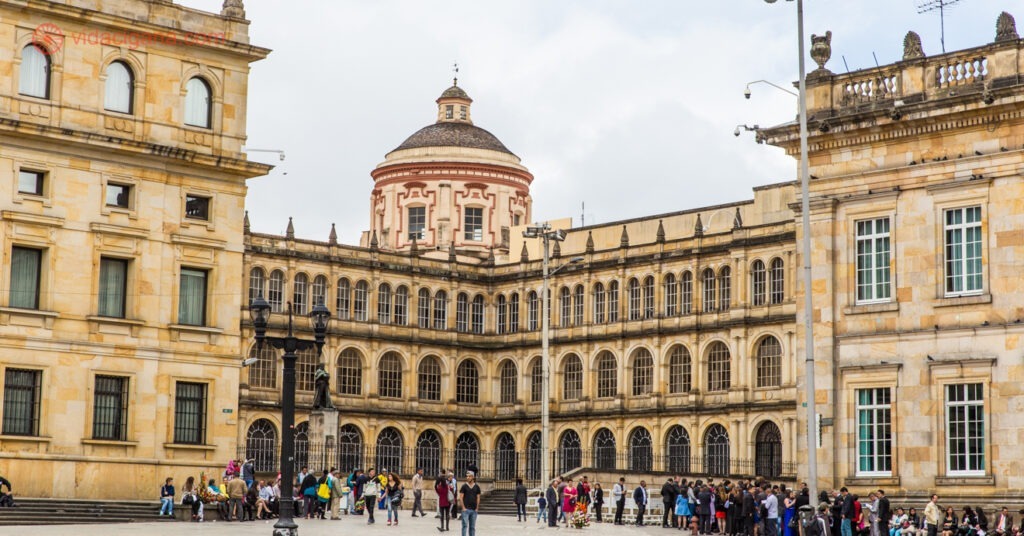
<box><xmin>5</xmin><ymin>513</ymin><xmax>672</xmax><ymax>535</ymax></box>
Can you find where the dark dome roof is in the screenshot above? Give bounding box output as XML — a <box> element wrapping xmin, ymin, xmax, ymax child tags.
<box><xmin>391</xmin><ymin>122</ymin><xmax>515</xmax><ymax>156</ymax></box>
<box><xmin>439</xmin><ymin>85</ymin><xmax>471</xmax><ymax>100</ymax></box>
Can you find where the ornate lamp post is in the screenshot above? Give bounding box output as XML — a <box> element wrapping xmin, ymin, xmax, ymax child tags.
<box><xmin>249</xmin><ymin>297</ymin><xmax>330</xmax><ymax>536</ymax></box>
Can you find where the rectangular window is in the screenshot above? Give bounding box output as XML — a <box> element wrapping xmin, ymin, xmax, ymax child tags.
<box><xmin>471</xmin><ymin>297</ymin><xmax>484</xmax><ymax>334</ymax></box>
<box><xmin>607</xmin><ymin>283</ymin><xmax>619</xmax><ymax>322</ymax></box>
<box><xmin>105</xmin><ymin>183</ymin><xmax>131</xmax><ymax>208</ymax></box>
<box><xmin>856</xmin><ymin>218</ymin><xmax>892</xmax><ymax>303</ymax></box>
<box><xmin>417</xmin><ymin>291</ymin><xmax>430</xmax><ymax>329</ymax></box>
<box><xmin>178</xmin><ymin>268</ymin><xmax>208</xmax><ymax>326</ymax></box>
<box><xmin>530</xmin><ymin>363</ymin><xmax>543</xmax><ymax>403</ymax></box>
<box><xmin>459</xmin><ymin>105</ymin><xmax>467</xmax><ymax>120</ymax></box>
<box><xmin>98</xmin><ymin>257</ymin><xmax>128</xmax><ymax>318</ymax></box>
<box><xmin>456</xmin><ymin>295</ymin><xmax>469</xmax><ymax>333</ymax></box>
<box><xmin>394</xmin><ymin>287</ymin><xmax>408</xmax><ymax>325</ymax></box>
<box><xmin>946</xmin><ymin>383</ymin><xmax>985</xmax><ymax>475</ymax></box>
<box><xmin>408</xmin><ymin>206</ymin><xmax>426</xmax><ymax>240</ymax></box>
<box><xmin>497</xmin><ymin>299</ymin><xmax>507</xmax><ymax>334</ymax></box>
<box><xmin>184</xmin><ymin>194</ymin><xmax>211</xmax><ymax>221</ymax></box>
<box><xmin>944</xmin><ymin>207</ymin><xmax>983</xmax><ymax>297</ymax></box>
<box><xmin>856</xmin><ymin>387</ymin><xmax>892</xmax><ymax>476</ymax></box>
<box><xmin>464</xmin><ymin>207</ymin><xmax>483</xmax><ymax>241</ymax></box>
<box><xmin>2</xmin><ymin>369</ymin><xmax>41</xmax><ymax>436</ymax></box>
<box><xmin>681</xmin><ymin>274</ymin><xmax>692</xmax><ymax>314</ymax></box>
<box><xmin>509</xmin><ymin>296</ymin><xmax>519</xmax><ymax>333</ymax></box>
<box><xmin>594</xmin><ymin>287</ymin><xmax>605</xmax><ymax>323</ymax></box>
<box><xmin>528</xmin><ymin>293</ymin><xmax>539</xmax><ymax>331</ymax></box>
<box><xmin>628</xmin><ymin>282</ymin><xmax>641</xmax><ymax>320</ymax></box>
<box><xmin>173</xmin><ymin>381</ymin><xmax>207</xmax><ymax>445</ymax></box>
<box><xmin>513</xmin><ymin>214</ymin><xmax>521</xmax><ymax>226</ymax></box>
<box><xmin>432</xmin><ymin>293</ymin><xmax>447</xmax><ymax>330</ymax></box>
<box><xmin>18</xmin><ymin>170</ymin><xmax>44</xmax><ymax>196</ymax></box>
<box><xmin>560</xmin><ymin>290</ymin><xmax>571</xmax><ymax>326</ymax></box>
<box><xmin>10</xmin><ymin>246</ymin><xmax>42</xmax><ymax>309</ymax></box>
<box><xmin>445</xmin><ymin>105</ymin><xmax>453</xmax><ymax>119</ymax></box>
<box><xmin>92</xmin><ymin>375</ymin><xmax>128</xmax><ymax>441</ymax></box>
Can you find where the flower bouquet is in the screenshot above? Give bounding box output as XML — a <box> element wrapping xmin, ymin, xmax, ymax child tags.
<box><xmin>571</xmin><ymin>509</ymin><xmax>590</xmax><ymax>529</ymax></box>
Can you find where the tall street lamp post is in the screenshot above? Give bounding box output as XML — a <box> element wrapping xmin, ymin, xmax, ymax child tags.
<box><xmin>249</xmin><ymin>298</ymin><xmax>331</xmax><ymax>536</ymax></box>
<box><xmin>523</xmin><ymin>223</ymin><xmax>581</xmax><ymax>485</ymax></box>
<box><xmin>763</xmin><ymin>0</ymin><xmax>817</xmax><ymax>499</ymax></box>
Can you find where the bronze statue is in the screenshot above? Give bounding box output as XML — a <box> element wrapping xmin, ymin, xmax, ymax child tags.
<box><xmin>312</xmin><ymin>363</ymin><xmax>334</xmax><ymax>409</ymax></box>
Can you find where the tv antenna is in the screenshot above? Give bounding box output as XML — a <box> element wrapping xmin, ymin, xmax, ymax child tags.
<box><xmin>917</xmin><ymin>0</ymin><xmax>964</xmax><ymax>53</ymax></box>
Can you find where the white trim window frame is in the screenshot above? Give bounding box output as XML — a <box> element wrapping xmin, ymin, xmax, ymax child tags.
<box><xmin>943</xmin><ymin>206</ymin><xmax>983</xmax><ymax>297</ymax></box>
<box><xmin>855</xmin><ymin>387</ymin><xmax>893</xmax><ymax>477</ymax></box>
<box><xmin>945</xmin><ymin>382</ymin><xmax>985</xmax><ymax>476</ymax></box>
<box><xmin>856</xmin><ymin>217</ymin><xmax>892</xmax><ymax>304</ymax></box>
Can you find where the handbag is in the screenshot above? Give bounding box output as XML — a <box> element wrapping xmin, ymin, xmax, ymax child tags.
<box><xmin>391</xmin><ymin>489</ymin><xmax>405</xmax><ymax>504</ymax></box>
<box><xmin>447</xmin><ymin>489</ymin><xmax>455</xmax><ymax>503</ymax></box>
<box><xmin>789</xmin><ymin>517</ymin><xmax>799</xmax><ymax>529</ymax></box>
<box><xmin>317</xmin><ymin>482</ymin><xmax>331</xmax><ymax>501</ymax></box>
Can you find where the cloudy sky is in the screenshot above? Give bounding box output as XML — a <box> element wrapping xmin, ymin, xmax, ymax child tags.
<box><xmin>179</xmin><ymin>0</ymin><xmax>1014</xmax><ymax>243</ymax></box>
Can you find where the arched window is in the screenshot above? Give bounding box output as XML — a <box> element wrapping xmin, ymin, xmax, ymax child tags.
<box><xmin>104</xmin><ymin>61</ymin><xmax>133</xmax><ymax>114</ymax></box>
<box><xmin>269</xmin><ymin>270</ymin><xmax>285</xmax><ymax>313</ymax></box>
<box><xmin>668</xmin><ymin>345</ymin><xmax>692</xmax><ymax>394</ymax></box>
<box><xmin>770</xmin><ymin>258</ymin><xmax>785</xmax><ymax>304</ymax></box>
<box><xmin>417</xmin><ymin>288</ymin><xmax>431</xmax><ymax>328</ymax></box>
<box><xmin>294</xmin><ymin>421</ymin><xmax>310</xmax><ymax>472</ymax></box>
<box><xmin>245</xmin><ymin>419</ymin><xmax>277</xmax><ymax>472</ymax></box>
<box><xmin>755</xmin><ymin>421</ymin><xmax>783</xmax><ymax>478</ymax></box>
<box><xmin>336</xmin><ymin>277</ymin><xmax>350</xmax><ymax>319</ymax></box>
<box><xmin>509</xmin><ymin>293</ymin><xmax>520</xmax><ymax>333</ymax></box>
<box><xmin>335</xmin><ymin>348</ymin><xmax>362</xmax><ymax>396</ymax></box>
<box><xmin>394</xmin><ymin>285</ymin><xmax>408</xmax><ymax>325</ymax></box>
<box><xmin>19</xmin><ymin>44</ymin><xmax>50</xmax><ymax>99</ymax></box>
<box><xmin>573</xmin><ymin>285</ymin><xmax>584</xmax><ymax>325</ymax></box>
<box><xmin>499</xmin><ymin>360</ymin><xmax>518</xmax><ymax>405</ymax></box>
<box><xmin>596</xmin><ymin>351</ymin><xmax>617</xmax><ymax>398</ymax></box>
<box><xmin>593</xmin><ymin>428</ymin><xmax>616</xmax><ymax>470</ymax></box>
<box><xmin>377</xmin><ymin>283</ymin><xmax>392</xmax><ymax>324</ymax></box>
<box><xmin>627</xmin><ymin>278</ymin><xmax>642</xmax><ymax>320</ymax></box>
<box><xmin>526</xmin><ymin>431</ymin><xmax>542</xmax><ymax>480</ymax></box>
<box><xmin>527</xmin><ymin>291</ymin><xmax>539</xmax><ymax>331</ymax></box>
<box><xmin>247</xmin><ymin>344</ymin><xmax>277</xmax><ymax>389</ymax></box>
<box><xmin>375</xmin><ymin>427</ymin><xmax>404</xmax><ymax>475</ymax></box>
<box><xmin>681</xmin><ymin>271</ymin><xmax>693</xmax><ymax>314</ymax></box>
<box><xmin>707</xmin><ymin>342</ymin><xmax>731</xmax><ymax>392</ymax></box>
<box><xmin>756</xmin><ymin>336</ymin><xmax>783</xmax><ymax>388</ymax></box>
<box><xmin>497</xmin><ymin>294</ymin><xmax>507</xmax><ymax>334</ymax></box>
<box><xmin>593</xmin><ymin>282</ymin><xmax>606</xmax><ymax>324</ymax></box>
<box><xmin>471</xmin><ymin>295</ymin><xmax>484</xmax><ymax>334</ymax></box>
<box><xmin>666</xmin><ymin>425</ymin><xmax>691</xmax><ymax>474</ymax></box>
<box><xmin>454</xmin><ymin>432</ymin><xmax>479</xmax><ymax>476</ymax></box>
<box><xmin>702</xmin><ymin>268</ymin><xmax>716</xmax><ymax>312</ymax></box>
<box><xmin>718</xmin><ymin>266</ymin><xmax>731</xmax><ymax>311</ymax></box>
<box><xmin>184</xmin><ymin>77</ymin><xmax>212</xmax><ymax>128</ymax></box>
<box><xmin>560</xmin><ymin>286</ymin><xmax>571</xmax><ymax>326</ymax></box>
<box><xmin>558</xmin><ymin>430</ymin><xmax>582</xmax><ymax>474</ymax></box>
<box><xmin>248</xmin><ymin>268</ymin><xmax>266</xmax><ymax>306</ymax></box>
<box><xmin>751</xmin><ymin>260</ymin><xmax>767</xmax><ymax>306</ymax></box>
<box><xmin>292</xmin><ymin>273</ymin><xmax>308</xmax><ymax>315</ymax></box>
<box><xmin>456</xmin><ymin>360</ymin><xmax>479</xmax><ymax>404</ymax></box>
<box><xmin>608</xmin><ymin>280</ymin><xmax>620</xmax><ymax>322</ymax></box>
<box><xmin>562</xmin><ymin>354</ymin><xmax>583</xmax><ymax>400</ymax></box>
<box><xmin>415</xmin><ymin>430</ymin><xmax>442</xmax><ymax>479</ymax></box>
<box><xmin>703</xmin><ymin>424</ymin><xmax>730</xmax><ymax>476</ymax></box>
<box><xmin>338</xmin><ymin>424</ymin><xmax>363</xmax><ymax>473</ymax></box>
<box><xmin>417</xmin><ymin>355</ymin><xmax>441</xmax><ymax>401</ymax></box>
<box><xmin>629</xmin><ymin>427</ymin><xmax>653</xmax><ymax>472</ymax></box>
<box><xmin>433</xmin><ymin>290</ymin><xmax>448</xmax><ymax>330</ymax></box>
<box><xmin>530</xmin><ymin>358</ymin><xmax>543</xmax><ymax>403</ymax></box>
<box><xmin>643</xmin><ymin>276</ymin><xmax>655</xmax><ymax>319</ymax></box>
<box><xmin>353</xmin><ymin>281</ymin><xmax>368</xmax><ymax>321</ymax></box>
<box><xmin>456</xmin><ymin>293</ymin><xmax>469</xmax><ymax>333</ymax></box>
<box><xmin>312</xmin><ymin>275</ymin><xmax>328</xmax><ymax>309</ymax></box>
<box><xmin>378</xmin><ymin>352</ymin><xmax>403</xmax><ymax>399</ymax></box>
<box><xmin>664</xmin><ymin>273</ymin><xmax>678</xmax><ymax>316</ymax></box>
<box><xmin>495</xmin><ymin>433</ymin><xmax>517</xmax><ymax>480</ymax></box>
<box><xmin>631</xmin><ymin>348</ymin><xmax>654</xmax><ymax>396</ymax></box>
<box><xmin>295</xmin><ymin>348</ymin><xmax>317</xmax><ymax>392</ymax></box>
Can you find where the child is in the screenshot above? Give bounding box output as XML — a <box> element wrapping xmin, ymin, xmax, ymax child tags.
<box><xmin>537</xmin><ymin>495</ymin><xmax>548</xmax><ymax>523</ymax></box>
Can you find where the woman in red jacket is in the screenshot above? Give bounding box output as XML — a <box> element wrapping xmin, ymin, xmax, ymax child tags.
<box><xmin>435</xmin><ymin>474</ymin><xmax>452</xmax><ymax>532</ymax></box>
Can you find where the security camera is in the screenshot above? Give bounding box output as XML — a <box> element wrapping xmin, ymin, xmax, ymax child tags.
<box><xmin>744</xmin><ymin>88</ymin><xmax>751</xmax><ymax>100</ymax></box>
<box><xmin>733</xmin><ymin>127</ymin><xmax>741</xmax><ymax>137</ymax></box>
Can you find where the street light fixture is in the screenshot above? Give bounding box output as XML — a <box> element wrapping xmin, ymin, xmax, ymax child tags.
<box><xmin>744</xmin><ymin>79</ymin><xmax>798</xmax><ymax>99</ymax></box>
<box><xmin>249</xmin><ymin>296</ymin><xmax>331</xmax><ymax>536</ymax></box>
<box><xmin>762</xmin><ymin>0</ymin><xmax>818</xmax><ymax>500</ymax></box>
<box><xmin>522</xmin><ymin>224</ymin><xmax>582</xmax><ymax>485</ymax></box>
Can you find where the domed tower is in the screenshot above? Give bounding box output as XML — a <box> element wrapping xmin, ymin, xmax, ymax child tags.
<box><xmin>366</xmin><ymin>81</ymin><xmax>533</xmax><ymax>258</ymax></box>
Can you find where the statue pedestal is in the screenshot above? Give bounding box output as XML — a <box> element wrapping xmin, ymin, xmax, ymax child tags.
<box><xmin>309</xmin><ymin>408</ymin><xmax>339</xmax><ymax>470</ymax></box>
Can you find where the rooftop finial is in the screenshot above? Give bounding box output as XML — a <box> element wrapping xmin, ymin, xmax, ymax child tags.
<box><xmin>221</xmin><ymin>0</ymin><xmax>245</xmax><ymax>19</ymax></box>
<box><xmin>996</xmin><ymin>12</ymin><xmax>1019</xmax><ymax>42</ymax></box>
<box><xmin>452</xmin><ymin>61</ymin><xmax>459</xmax><ymax>87</ymax></box>
<box><xmin>694</xmin><ymin>214</ymin><xmax>704</xmax><ymax>237</ymax></box>
<box><xmin>656</xmin><ymin>220</ymin><xmax>666</xmax><ymax>243</ymax></box>
<box><xmin>520</xmin><ymin>241</ymin><xmax>529</xmax><ymax>263</ymax></box>
<box><xmin>328</xmin><ymin>223</ymin><xmax>337</xmax><ymax>245</ymax></box>
<box><xmin>243</xmin><ymin>210</ymin><xmax>250</xmax><ymax>234</ymax></box>
<box><xmin>369</xmin><ymin>230</ymin><xmax>379</xmax><ymax>250</ymax></box>
<box><xmin>585</xmin><ymin>231</ymin><xmax>595</xmax><ymax>254</ymax></box>
<box><xmin>286</xmin><ymin>216</ymin><xmax>294</xmax><ymax>239</ymax></box>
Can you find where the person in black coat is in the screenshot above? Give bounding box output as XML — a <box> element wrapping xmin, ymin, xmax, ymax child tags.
<box><xmin>663</xmin><ymin>478</ymin><xmax>680</xmax><ymax>528</ymax></box>
<box><xmin>876</xmin><ymin>490</ymin><xmax>891</xmax><ymax>536</ymax></box>
<box><xmin>634</xmin><ymin>481</ymin><xmax>649</xmax><ymax>526</ymax></box>
<box><xmin>742</xmin><ymin>486</ymin><xmax>757</xmax><ymax>536</ymax></box>
<box><xmin>513</xmin><ymin>478</ymin><xmax>527</xmax><ymax>522</ymax></box>
<box><xmin>698</xmin><ymin>486</ymin><xmax>713</xmax><ymax>535</ymax></box>
<box><xmin>546</xmin><ymin>480</ymin><xmax>560</xmax><ymax>528</ymax></box>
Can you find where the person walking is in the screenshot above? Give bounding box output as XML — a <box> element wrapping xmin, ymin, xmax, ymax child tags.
<box><xmin>386</xmin><ymin>473</ymin><xmax>403</xmax><ymax>526</ymax></box>
<box><xmin>159</xmin><ymin>477</ymin><xmax>175</xmax><ymax>517</ymax></box>
<box><xmin>360</xmin><ymin>468</ymin><xmax>380</xmax><ymax>525</ymax></box>
<box><xmin>412</xmin><ymin>468</ymin><xmax>426</xmax><ymax>517</ymax></box>
<box><xmin>594</xmin><ymin>483</ymin><xmax>605</xmax><ymax>523</ymax></box>
<box><xmin>514</xmin><ymin>478</ymin><xmax>528</xmax><ymax>522</ymax></box>
<box><xmin>634</xmin><ymin>480</ymin><xmax>649</xmax><ymax>527</ymax></box>
<box><xmin>663</xmin><ymin>477</ymin><xmax>680</xmax><ymax>528</ymax></box>
<box><xmin>546</xmin><ymin>479</ymin><xmax>560</xmax><ymax>528</ymax></box>
<box><xmin>925</xmin><ymin>495</ymin><xmax>941</xmax><ymax>536</ymax></box>
<box><xmin>562</xmin><ymin>477</ymin><xmax>578</xmax><ymax>526</ymax></box>
<box><xmin>435</xmin><ymin>473</ymin><xmax>452</xmax><ymax>532</ymax></box>
<box><xmin>613</xmin><ymin>477</ymin><xmax>626</xmax><ymax>525</ymax></box>
<box><xmin>459</xmin><ymin>471</ymin><xmax>481</xmax><ymax>536</ymax></box>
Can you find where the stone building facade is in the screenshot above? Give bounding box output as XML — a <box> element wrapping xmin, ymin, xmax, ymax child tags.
<box><xmin>762</xmin><ymin>15</ymin><xmax>1024</xmax><ymax>500</ymax></box>
<box><xmin>0</xmin><ymin>0</ymin><xmax>269</xmax><ymax>499</ymax></box>
<box><xmin>239</xmin><ymin>83</ymin><xmax>801</xmax><ymax>485</ymax></box>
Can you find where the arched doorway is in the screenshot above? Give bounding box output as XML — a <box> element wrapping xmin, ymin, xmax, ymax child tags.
<box><xmin>338</xmin><ymin>424</ymin><xmax>363</xmax><ymax>473</ymax></box>
<box><xmin>755</xmin><ymin>421</ymin><xmax>783</xmax><ymax>478</ymax></box>
<box><xmin>245</xmin><ymin>419</ymin><xmax>277</xmax><ymax>472</ymax></box>
<box><xmin>416</xmin><ymin>430</ymin><xmax>442</xmax><ymax>478</ymax></box>
<box><xmin>558</xmin><ymin>430</ymin><xmax>582</xmax><ymax>475</ymax></box>
<box><xmin>593</xmin><ymin>428</ymin><xmax>616</xmax><ymax>470</ymax></box>
<box><xmin>495</xmin><ymin>433</ymin><xmax>517</xmax><ymax>480</ymax></box>
<box><xmin>703</xmin><ymin>424</ymin><xmax>730</xmax><ymax>476</ymax></box>
<box><xmin>526</xmin><ymin>432</ymin><xmax>541</xmax><ymax>481</ymax></box>
<box><xmin>294</xmin><ymin>422</ymin><xmax>310</xmax><ymax>473</ymax></box>
<box><xmin>665</xmin><ymin>425</ymin><xmax>691</xmax><ymax>474</ymax></box>
<box><xmin>376</xmin><ymin>427</ymin><xmax>403</xmax><ymax>474</ymax></box>
<box><xmin>629</xmin><ymin>427</ymin><xmax>653</xmax><ymax>472</ymax></box>
<box><xmin>455</xmin><ymin>432</ymin><xmax>480</xmax><ymax>477</ymax></box>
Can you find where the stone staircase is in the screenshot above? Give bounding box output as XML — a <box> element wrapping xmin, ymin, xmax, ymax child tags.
<box><xmin>477</xmin><ymin>489</ymin><xmax>519</xmax><ymax>517</ymax></box>
<box><xmin>0</xmin><ymin>498</ymin><xmax>166</xmax><ymax>525</ymax></box>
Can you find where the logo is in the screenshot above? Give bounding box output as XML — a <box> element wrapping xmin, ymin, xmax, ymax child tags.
<box><xmin>32</xmin><ymin>23</ymin><xmax>64</xmax><ymax>55</ymax></box>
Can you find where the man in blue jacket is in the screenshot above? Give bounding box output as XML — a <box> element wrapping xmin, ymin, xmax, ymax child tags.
<box><xmin>633</xmin><ymin>480</ymin><xmax>648</xmax><ymax>526</ymax></box>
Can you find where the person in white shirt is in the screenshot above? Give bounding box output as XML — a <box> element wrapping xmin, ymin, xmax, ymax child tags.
<box><xmin>613</xmin><ymin>477</ymin><xmax>626</xmax><ymax>525</ymax></box>
<box><xmin>764</xmin><ymin>491</ymin><xmax>780</xmax><ymax>536</ymax></box>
